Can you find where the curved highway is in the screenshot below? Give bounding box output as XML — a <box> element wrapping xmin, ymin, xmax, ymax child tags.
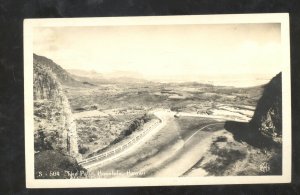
<box><xmin>85</xmin><ymin>109</ymin><xmax>226</xmax><ymax>177</ymax></box>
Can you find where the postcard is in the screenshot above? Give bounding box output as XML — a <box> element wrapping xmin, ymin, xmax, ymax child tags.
<box><xmin>24</xmin><ymin>13</ymin><xmax>291</xmax><ymax>188</ymax></box>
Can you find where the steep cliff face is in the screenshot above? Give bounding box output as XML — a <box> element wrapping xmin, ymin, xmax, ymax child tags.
<box><xmin>250</xmin><ymin>72</ymin><xmax>282</xmax><ymax>143</ymax></box>
<box><xmin>33</xmin><ymin>54</ymin><xmax>81</xmax><ymax>160</ymax></box>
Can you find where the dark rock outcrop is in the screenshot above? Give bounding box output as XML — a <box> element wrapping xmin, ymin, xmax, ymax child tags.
<box><xmin>224</xmin><ymin>73</ymin><xmax>282</xmax><ymax>147</ymax></box>
<box><xmin>249</xmin><ymin>72</ymin><xmax>282</xmax><ymax>143</ymax></box>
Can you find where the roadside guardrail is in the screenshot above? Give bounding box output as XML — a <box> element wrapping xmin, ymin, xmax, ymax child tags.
<box><xmin>78</xmin><ymin>120</ymin><xmax>160</xmax><ymax>166</ymax></box>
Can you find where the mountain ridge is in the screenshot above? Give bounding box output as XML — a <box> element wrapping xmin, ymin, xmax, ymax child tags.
<box><xmin>33</xmin><ymin>54</ymin><xmax>84</xmax><ymax>86</ymax></box>
<box><xmin>67</xmin><ymin>68</ymin><xmax>147</xmax><ymax>84</ymax></box>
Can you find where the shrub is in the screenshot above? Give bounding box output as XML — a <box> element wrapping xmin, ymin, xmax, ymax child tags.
<box><xmin>215</xmin><ymin>136</ymin><xmax>228</xmax><ymax>142</ymax></box>
<box><xmin>34</xmin><ymin>130</ymin><xmax>54</xmax><ymax>151</ymax></box>
<box><xmin>89</xmin><ymin>133</ymin><xmax>98</xmax><ymax>139</ymax></box>
<box><xmin>78</xmin><ymin>145</ymin><xmax>89</xmax><ymax>154</ymax></box>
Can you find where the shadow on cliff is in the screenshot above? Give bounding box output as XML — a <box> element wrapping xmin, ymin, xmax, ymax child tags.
<box><xmin>224</xmin><ymin>72</ymin><xmax>282</xmax><ymax>149</ymax></box>
<box><xmin>224</xmin><ymin>121</ymin><xmax>279</xmax><ymax>149</ymax></box>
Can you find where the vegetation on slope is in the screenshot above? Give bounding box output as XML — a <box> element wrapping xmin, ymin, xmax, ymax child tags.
<box><xmin>33</xmin><ymin>54</ymin><xmax>84</xmax><ymax>178</ymax></box>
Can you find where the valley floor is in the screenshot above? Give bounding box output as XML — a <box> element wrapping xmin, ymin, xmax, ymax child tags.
<box><xmin>61</xmin><ymin>82</ymin><xmax>281</xmax><ymax>177</ymax></box>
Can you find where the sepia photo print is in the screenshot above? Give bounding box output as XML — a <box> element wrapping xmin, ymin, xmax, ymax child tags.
<box><xmin>24</xmin><ymin>14</ymin><xmax>291</xmax><ymax>187</ymax></box>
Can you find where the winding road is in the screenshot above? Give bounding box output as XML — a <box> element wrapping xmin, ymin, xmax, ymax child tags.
<box><xmin>81</xmin><ymin>109</ymin><xmax>227</xmax><ymax>177</ymax></box>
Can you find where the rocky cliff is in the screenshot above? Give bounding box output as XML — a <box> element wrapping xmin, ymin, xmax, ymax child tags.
<box><xmin>33</xmin><ymin>54</ymin><xmax>81</xmax><ymax>160</ymax></box>
<box><xmin>249</xmin><ymin>72</ymin><xmax>282</xmax><ymax>143</ymax></box>
<box><xmin>33</xmin><ymin>54</ymin><xmax>82</xmax><ymax>86</ymax></box>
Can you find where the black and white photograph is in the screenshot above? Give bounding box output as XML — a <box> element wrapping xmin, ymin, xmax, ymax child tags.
<box><xmin>24</xmin><ymin>14</ymin><xmax>291</xmax><ymax>187</ymax></box>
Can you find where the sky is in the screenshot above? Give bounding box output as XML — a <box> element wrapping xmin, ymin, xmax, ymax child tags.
<box><xmin>33</xmin><ymin>23</ymin><xmax>281</xmax><ymax>84</ymax></box>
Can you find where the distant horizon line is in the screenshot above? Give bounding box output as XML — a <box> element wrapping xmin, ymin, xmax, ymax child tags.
<box><xmin>33</xmin><ymin>53</ymin><xmax>280</xmax><ymax>81</ymax></box>
<box><xmin>66</xmin><ymin>67</ymin><xmax>280</xmax><ymax>77</ymax></box>
<box><xmin>67</xmin><ymin>68</ymin><xmax>276</xmax><ymax>87</ymax></box>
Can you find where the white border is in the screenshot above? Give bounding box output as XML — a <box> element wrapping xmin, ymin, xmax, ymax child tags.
<box><xmin>24</xmin><ymin>13</ymin><xmax>291</xmax><ymax>188</ymax></box>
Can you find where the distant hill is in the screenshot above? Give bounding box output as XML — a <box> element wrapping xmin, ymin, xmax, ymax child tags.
<box><xmin>67</xmin><ymin>69</ymin><xmax>103</xmax><ymax>79</ymax></box>
<box><xmin>67</xmin><ymin>69</ymin><xmax>111</xmax><ymax>84</ymax></box>
<box><xmin>67</xmin><ymin>68</ymin><xmax>147</xmax><ymax>84</ymax></box>
<box><xmin>33</xmin><ymin>54</ymin><xmax>84</xmax><ymax>86</ymax></box>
